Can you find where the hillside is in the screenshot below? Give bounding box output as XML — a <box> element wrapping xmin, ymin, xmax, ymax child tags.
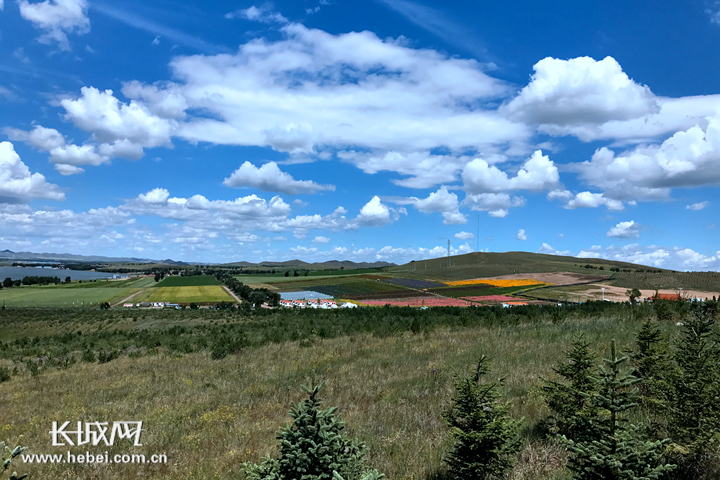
<box><xmin>387</xmin><ymin>251</ymin><xmax>672</xmax><ymax>282</ymax></box>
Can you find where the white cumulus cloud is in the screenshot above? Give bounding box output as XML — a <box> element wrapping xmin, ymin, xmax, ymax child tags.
<box><xmin>356</xmin><ymin>196</ymin><xmax>396</xmax><ymax>226</ymax></box>
<box><xmin>606</xmin><ymin>220</ymin><xmax>641</xmax><ymax>239</ymax></box>
<box><xmin>502</xmin><ymin>56</ymin><xmax>659</xmax><ymax>134</ymax></box>
<box><xmin>462</xmin><ymin>150</ymin><xmax>560</xmax><ymax>194</ymax></box>
<box><xmin>223</xmin><ymin>161</ymin><xmax>335</xmax><ymax>195</ymax></box>
<box><xmin>413</xmin><ymin>186</ymin><xmax>467</xmax><ymax>225</ymax></box>
<box><xmin>19</xmin><ymin>0</ymin><xmax>90</xmax><ymax>51</ymax></box>
<box><xmin>225</xmin><ymin>5</ymin><xmax>288</xmax><ymax>23</ymax></box>
<box><xmin>61</xmin><ymin>86</ymin><xmax>175</xmax><ymax>150</ymax></box>
<box><xmin>0</xmin><ymin>141</ymin><xmax>65</xmax><ymax>202</ymax></box>
<box><xmin>312</xmin><ymin>236</ymin><xmax>331</xmax><ymax>244</ymax></box>
<box><xmin>564</xmin><ymin>191</ymin><xmax>624</xmax><ymax>211</ymax></box>
<box><xmin>536</xmin><ymin>243</ymin><xmax>571</xmax><ymax>256</ymax></box>
<box><xmin>455</xmin><ymin>231</ymin><xmax>474</xmax><ymax>240</ymax></box>
<box><xmin>686</xmin><ymin>201</ymin><xmax>709</xmax><ymax>211</ymax></box>
<box><xmin>462</xmin><ymin>193</ymin><xmax>526</xmax><ymax>218</ymax></box>
<box><xmin>138</xmin><ymin>188</ymin><xmax>170</xmax><ymax>204</ymax></box>
<box><xmin>570</xmin><ymin>117</ymin><xmax>720</xmax><ymax>201</ymax></box>
<box><xmin>517</xmin><ymin>229</ymin><xmax>527</xmax><ymax>240</ymax></box>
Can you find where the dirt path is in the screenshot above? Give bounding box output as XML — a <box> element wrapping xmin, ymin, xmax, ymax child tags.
<box><xmin>222</xmin><ymin>286</ymin><xmax>243</xmax><ymax>303</ymax></box>
<box><xmin>111</xmin><ymin>289</ymin><xmax>146</xmax><ymax>308</ymax></box>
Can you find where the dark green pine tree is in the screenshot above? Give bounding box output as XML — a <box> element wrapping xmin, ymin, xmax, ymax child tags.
<box><xmin>242</xmin><ymin>382</ymin><xmax>383</xmax><ymax>480</ymax></box>
<box><xmin>541</xmin><ymin>335</ymin><xmax>598</xmax><ymax>439</ymax></box>
<box><xmin>664</xmin><ymin>304</ymin><xmax>720</xmax><ymax>476</ymax></box>
<box><xmin>443</xmin><ymin>355</ymin><xmax>522</xmax><ymax>480</ymax></box>
<box><xmin>563</xmin><ymin>340</ymin><xmax>675</xmax><ymax>480</ymax></box>
<box><xmin>628</xmin><ymin>321</ymin><xmax>670</xmax><ymax>408</ymax></box>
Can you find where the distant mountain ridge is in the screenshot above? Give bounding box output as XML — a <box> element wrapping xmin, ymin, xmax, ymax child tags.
<box><xmin>0</xmin><ymin>250</ymin><xmax>395</xmax><ymax>269</ymax></box>
<box><xmin>0</xmin><ymin>250</ymin><xmax>155</xmax><ymax>263</ymax></box>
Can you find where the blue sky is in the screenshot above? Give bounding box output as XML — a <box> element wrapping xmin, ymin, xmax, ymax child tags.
<box><xmin>0</xmin><ymin>0</ymin><xmax>718</xmax><ymax>269</ymax></box>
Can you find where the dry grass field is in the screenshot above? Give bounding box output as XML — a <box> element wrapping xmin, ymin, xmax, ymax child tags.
<box><xmin>0</xmin><ymin>311</ymin><xmax>676</xmax><ymax>480</ymax></box>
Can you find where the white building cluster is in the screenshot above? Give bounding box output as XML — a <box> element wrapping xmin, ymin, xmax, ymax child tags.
<box><xmin>278</xmin><ymin>299</ymin><xmax>358</xmax><ymax>309</ymax></box>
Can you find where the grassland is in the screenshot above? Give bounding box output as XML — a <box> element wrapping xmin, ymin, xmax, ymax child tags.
<box><xmin>0</xmin><ymin>276</ymin><xmax>161</xmax><ymax>307</ymax></box>
<box><xmin>158</xmin><ymin>275</ymin><xmax>223</xmax><ymax>287</ymax></box>
<box><xmin>0</xmin><ymin>286</ymin><xmax>133</xmax><ymax>307</ymax></box>
<box><xmin>387</xmin><ymin>251</ymin><xmax>668</xmax><ymax>282</ymax></box>
<box><xmin>1</xmin><ymin>304</ymin><xmax>688</xmax><ymax>480</ymax></box>
<box><xmin>139</xmin><ymin>286</ymin><xmax>233</xmax><ymax>303</ymax></box>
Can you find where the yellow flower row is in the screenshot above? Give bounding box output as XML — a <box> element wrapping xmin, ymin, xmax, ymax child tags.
<box><xmin>444</xmin><ymin>278</ymin><xmax>552</xmax><ymax>287</ymax></box>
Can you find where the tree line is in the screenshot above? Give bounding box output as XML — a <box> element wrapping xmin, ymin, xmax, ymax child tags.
<box><xmin>0</xmin><ymin>276</ymin><xmax>72</xmax><ymax>289</ymax></box>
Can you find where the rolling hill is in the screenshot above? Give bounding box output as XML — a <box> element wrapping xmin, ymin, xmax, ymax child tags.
<box><xmin>387</xmin><ymin>251</ymin><xmax>673</xmax><ymax>281</ymax></box>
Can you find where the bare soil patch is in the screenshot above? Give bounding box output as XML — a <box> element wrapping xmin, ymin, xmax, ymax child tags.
<box><xmin>591</xmin><ymin>284</ymin><xmax>720</xmax><ymax>302</ymax></box>
<box><xmin>531</xmin><ymin>283</ymin><xmax>720</xmax><ymax>302</ymax></box>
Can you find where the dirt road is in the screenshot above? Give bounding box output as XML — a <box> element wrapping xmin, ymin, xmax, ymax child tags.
<box><xmin>222</xmin><ymin>286</ymin><xmax>243</xmax><ymax>303</ymax></box>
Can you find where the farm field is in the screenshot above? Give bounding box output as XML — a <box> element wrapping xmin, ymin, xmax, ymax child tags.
<box><xmin>139</xmin><ymin>286</ymin><xmax>234</xmax><ymax>303</ymax></box>
<box><xmin>0</xmin><ymin>304</ymin><xmax>692</xmax><ymax>480</ymax></box>
<box><xmin>342</xmin><ymin>290</ymin><xmax>434</xmax><ymax>301</ymax></box>
<box><xmin>461</xmin><ymin>295</ymin><xmax>527</xmax><ymax>303</ymax></box>
<box><xmin>270</xmin><ymin>277</ymin><xmax>407</xmax><ymax>295</ymax></box>
<box><xmin>380</xmin><ymin>278</ymin><xmax>447</xmax><ymax>289</ymax></box>
<box><xmin>233</xmin><ymin>274</ymin><xmax>363</xmax><ymax>286</ymax></box>
<box><xmin>157</xmin><ymin>275</ymin><xmax>223</xmax><ymax>287</ymax></box>
<box><xmin>0</xmin><ymin>285</ymin><xmax>143</xmax><ymax>307</ymax></box>
<box><xmin>445</xmin><ymin>278</ymin><xmax>549</xmax><ymax>287</ymax></box>
<box><xmin>360</xmin><ymin>297</ymin><xmax>474</xmax><ymax>307</ymax></box>
<box><xmin>428</xmin><ymin>285</ymin><xmax>532</xmax><ymax>298</ymax></box>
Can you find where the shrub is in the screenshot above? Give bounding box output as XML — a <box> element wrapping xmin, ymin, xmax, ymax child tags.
<box><xmin>653</xmin><ymin>300</ymin><xmax>674</xmax><ymax>322</ymax></box>
<box><xmin>241</xmin><ymin>383</ymin><xmax>383</xmax><ymax>480</ymax></box>
<box><xmin>210</xmin><ymin>333</ymin><xmax>248</xmax><ymax>360</ymax></box>
<box><xmin>443</xmin><ymin>355</ymin><xmax>522</xmax><ymax>480</ymax></box>
<box><xmin>81</xmin><ymin>348</ymin><xmax>96</xmax><ymax>363</ymax></box>
<box><xmin>97</xmin><ymin>350</ymin><xmax>119</xmax><ymax>363</ymax></box>
<box><xmin>0</xmin><ymin>366</ymin><xmax>10</xmax><ymax>382</ymax></box>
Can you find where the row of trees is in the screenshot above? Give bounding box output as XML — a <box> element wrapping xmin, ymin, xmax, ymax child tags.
<box><xmin>215</xmin><ymin>273</ymin><xmax>281</xmax><ymax>307</ymax></box>
<box><xmin>0</xmin><ymin>276</ymin><xmax>72</xmax><ymax>289</ymax></box>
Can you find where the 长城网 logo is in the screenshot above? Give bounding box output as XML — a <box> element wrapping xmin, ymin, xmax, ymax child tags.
<box><xmin>49</xmin><ymin>421</ymin><xmax>143</xmax><ymax>447</ymax></box>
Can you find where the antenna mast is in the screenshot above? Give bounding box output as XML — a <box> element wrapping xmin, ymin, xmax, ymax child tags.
<box><xmin>447</xmin><ymin>239</ymin><xmax>451</xmax><ymax>267</ymax></box>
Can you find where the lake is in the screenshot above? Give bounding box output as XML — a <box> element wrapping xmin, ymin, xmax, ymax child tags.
<box><xmin>0</xmin><ymin>266</ymin><xmax>127</xmax><ymax>282</ymax></box>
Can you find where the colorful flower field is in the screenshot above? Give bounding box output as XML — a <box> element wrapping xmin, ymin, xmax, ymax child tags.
<box><xmin>360</xmin><ymin>297</ymin><xmax>472</xmax><ymax>307</ymax></box>
<box><xmin>444</xmin><ymin>278</ymin><xmax>551</xmax><ymax>287</ymax></box>
<box><xmin>461</xmin><ymin>295</ymin><xmax>521</xmax><ymax>302</ymax></box>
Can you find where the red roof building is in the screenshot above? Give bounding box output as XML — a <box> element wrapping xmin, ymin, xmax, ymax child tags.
<box><xmin>654</xmin><ymin>293</ymin><xmax>682</xmax><ymax>301</ymax></box>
